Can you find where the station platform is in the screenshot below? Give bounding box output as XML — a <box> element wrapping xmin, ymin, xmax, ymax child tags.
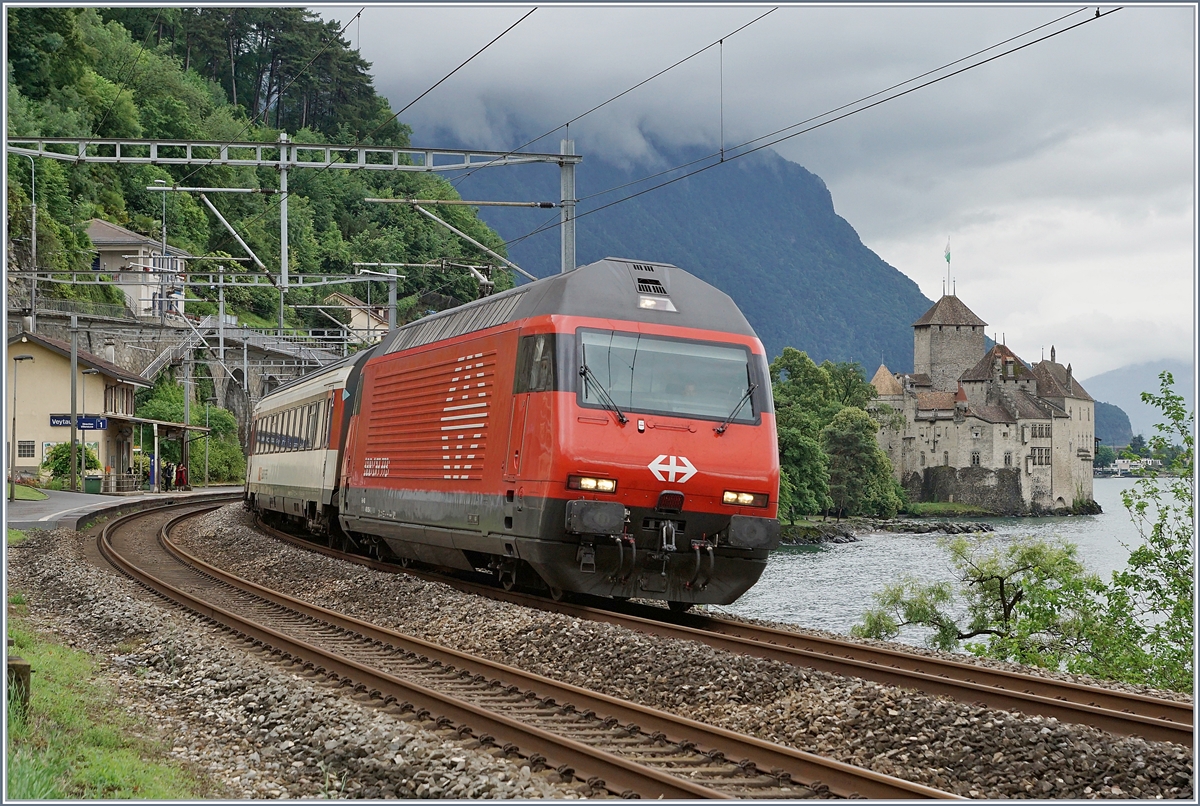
<box><xmin>5</xmin><ymin>485</ymin><xmax>243</xmax><ymax>531</ymax></box>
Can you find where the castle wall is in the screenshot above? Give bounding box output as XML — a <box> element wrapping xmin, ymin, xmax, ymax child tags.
<box><xmin>926</xmin><ymin>324</ymin><xmax>985</xmax><ymax>391</ymax></box>
<box><xmin>903</xmin><ymin>466</ymin><xmax>1026</xmax><ymax>513</ymax></box>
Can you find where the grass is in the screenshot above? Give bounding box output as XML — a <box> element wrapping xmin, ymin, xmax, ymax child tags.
<box><xmin>7</xmin><ymin>528</ymin><xmax>28</xmax><ymax>546</ymax></box>
<box><xmin>906</xmin><ymin>501</ymin><xmax>996</xmax><ymax>517</ymax></box>
<box><xmin>7</xmin><ymin>484</ymin><xmax>48</xmax><ymax>501</ymax></box>
<box><xmin>5</xmin><ymin>612</ymin><xmax>210</xmax><ymax>799</ymax></box>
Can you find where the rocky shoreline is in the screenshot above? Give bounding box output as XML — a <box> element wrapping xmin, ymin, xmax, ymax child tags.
<box><xmin>780</xmin><ymin>517</ymin><xmax>995</xmax><ymax>545</ymax></box>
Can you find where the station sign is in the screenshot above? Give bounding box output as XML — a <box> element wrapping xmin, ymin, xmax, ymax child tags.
<box><xmin>49</xmin><ymin>414</ymin><xmax>107</xmax><ymax>430</ymax></box>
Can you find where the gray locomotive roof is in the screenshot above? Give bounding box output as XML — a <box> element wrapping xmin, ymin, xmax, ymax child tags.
<box><xmin>378</xmin><ymin>257</ymin><xmax>758</xmax><ymax>356</ymax></box>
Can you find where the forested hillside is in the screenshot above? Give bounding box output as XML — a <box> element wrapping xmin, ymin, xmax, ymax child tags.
<box><xmin>451</xmin><ymin>143</ymin><xmax>934</xmax><ymax>368</ymax></box>
<box><xmin>6</xmin><ymin>7</ymin><xmax>512</xmax><ymax>328</ymax></box>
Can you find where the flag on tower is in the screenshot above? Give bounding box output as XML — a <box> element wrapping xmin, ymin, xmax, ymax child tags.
<box><xmin>944</xmin><ymin>239</ymin><xmax>951</xmax><ymax>264</ymax></box>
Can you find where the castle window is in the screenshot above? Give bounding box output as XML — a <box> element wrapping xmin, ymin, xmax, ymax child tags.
<box><xmin>920</xmin><ymin>451</ymin><xmax>926</xmax><ymax>466</ymax></box>
<box><xmin>1004</xmin><ymin>451</ymin><xmax>1012</xmax><ymax>467</ymax></box>
<box><xmin>970</xmin><ymin>451</ymin><xmax>981</xmax><ymax>466</ymax></box>
<box><xmin>943</xmin><ymin>451</ymin><xmax>949</xmax><ymax>466</ymax></box>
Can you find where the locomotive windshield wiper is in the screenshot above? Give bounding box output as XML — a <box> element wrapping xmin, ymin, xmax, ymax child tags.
<box><xmin>714</xmin><ymin>383</ymin><xmax>758</xmax><ymax>434</ymax></box>
<box><xmin>579</xmin><ymin>363</ymin><xmax>628</xmax><ymax>424</ymax></box>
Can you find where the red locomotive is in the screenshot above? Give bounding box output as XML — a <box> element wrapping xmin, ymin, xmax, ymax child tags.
<box><xmin>246</xmin><ymin>257</ymin><xmax>780</xmax><ymax>609</ymax></box>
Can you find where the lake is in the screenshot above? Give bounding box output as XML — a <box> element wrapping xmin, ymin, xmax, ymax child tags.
<box><xmin>718</xmin><ymin>477</ymin><xmax>1155</xmax><ymax>645</ymax></box>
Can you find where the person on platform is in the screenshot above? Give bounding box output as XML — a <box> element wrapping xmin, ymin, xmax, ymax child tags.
<box><xmin>162</xmin><ymin>462</ymin><xmax>173</xmax><ymax>493</ymax></box>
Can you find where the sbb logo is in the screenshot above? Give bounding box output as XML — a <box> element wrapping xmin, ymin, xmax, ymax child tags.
<box><xmin>648</xmin><ymin>454</ymin><xmax>697</xmax><ymax>484</ymax></box>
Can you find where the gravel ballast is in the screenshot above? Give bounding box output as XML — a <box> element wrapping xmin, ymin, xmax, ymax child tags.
<box><xmin>6</xmin><ymin>525</ymin><xmax>587</xmax><ymax>800</ymax></box>
<box><xmin>7</xmin><ymin>503</ymin><xmax>1190</xmax><ymax>801</ymax></box>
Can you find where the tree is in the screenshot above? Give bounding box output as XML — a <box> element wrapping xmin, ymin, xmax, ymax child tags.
<box><xmin>1123</xmin><ymin>433</ymin><xmax>1148</xmax><ymax>459</ymax></box>
<box><xmin>42</xmin><ymin>442</ymin><xmax>101</xmax><ymax>480</ymax></box>
<box><xmin>1072</xmin><ymin>372</ymin><xmax>1194</xmax><ymax>691</ymax></box>
<box><xmin>853</xmin><ymin>536</ymin><xmax>1101</xmax><ymax>666</ymax></box>
<box><xmin>821</xmin><ymin>407</ymin><xmax>900</xmax><ymax>519</ymax></box>
<box><xmin>1093</xmin><ymin>444</ymin><xmax>1116</xmax><ymax>468</ymax></box>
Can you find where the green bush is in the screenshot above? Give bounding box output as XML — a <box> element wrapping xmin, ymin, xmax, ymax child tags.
<box><xmin>41</xmin><ymin>442</ymin><xmax>100</xmax><ymax>480</ymax></box>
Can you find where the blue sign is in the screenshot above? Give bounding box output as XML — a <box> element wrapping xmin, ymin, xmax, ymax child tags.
<box><xmin>77</xmin><ymin>417</ymin><xmax>108</xmax><ymax>430</ymax></box>
<box><xmin>50</xmin><ymin>414</ymin><xmax>72</xmax><ymax>427</ymax></box>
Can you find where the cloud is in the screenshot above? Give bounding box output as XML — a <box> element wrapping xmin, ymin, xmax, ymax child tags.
<box><xmin>311</xmin><ymin>4</ymin><xmax>1195</xmax><ymax>376</ymax></box>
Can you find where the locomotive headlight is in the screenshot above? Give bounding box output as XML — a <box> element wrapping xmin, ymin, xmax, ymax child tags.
<box><xmin>723</xmin><ymin>490</ymin><xmax>768</xmax><ymax>507</ymax></box>
<box><xmin>568</xmin><ymin>475</ymin><xmax>617</xmax><ymax>493</ymax></box>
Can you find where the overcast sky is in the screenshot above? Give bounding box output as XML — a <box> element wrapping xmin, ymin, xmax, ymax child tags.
<box><xmin>313</xmin><ymin>4</ymin><xmax>1195</xmax><ymax>378</ymax></box>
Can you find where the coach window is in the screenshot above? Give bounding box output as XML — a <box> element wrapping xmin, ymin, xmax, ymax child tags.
<box><xmin>307</xmin><ymin>403</ymin><xmax>319</xmax><ymax>449</ymax></box>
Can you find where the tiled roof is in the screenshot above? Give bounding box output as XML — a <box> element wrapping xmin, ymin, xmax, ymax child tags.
<box><xmin>1031</xmin><ymin>360</ymin><xmax>1093</xmax><ymax>401</ymax></box>
<box><xmin>87</xmin><ymin>218</ymin><xmax>192</xmax><ymax>258</ymax></box>
<box><xmin>970</xmin><ymin>405</ymin><xmax>1016</xmax><ymax>424</ymax></box>
<box><xmin>913</xmin><ymin>295</ymin><xmax>988</xmax><ymax>327</ymax></box>
<box><xmin>1006</xmin><ymin>389</ymin><xmax>1061</xmax><ymax>420</ymax></box>
<box><xmin>904</xmin><ymin>373</ymin><xmax>932</xmax><ymax>387</ymax></box>
<box><xmin>960</xmin><ymin>343</ymin><xmax>1030</xmax><ymax>382</ymax></box>
<box><xmin>8</xmin><ymin>332</ymin><xmax>150</xmax><ymax>388</ymax></box>
<box><xmin>870</xmin><ymin>364</ymin><xmax>903</xmax><ymax>396</ymax></box>
<box><xmin>916</xmin><ymin>391</ymin><xmax>957</xmax><ymax>410</ymax></box>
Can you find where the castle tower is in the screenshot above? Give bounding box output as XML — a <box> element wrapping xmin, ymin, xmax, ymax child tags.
<box><xmin>912</xmin><ymin>295</ymin><xmax>987</xmax><ymax>392</ymax></box>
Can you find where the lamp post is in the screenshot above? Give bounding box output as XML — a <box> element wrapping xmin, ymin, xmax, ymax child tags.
<box><xmin>20</xmin><ymin>154</ymin><xmax>36</xmax><ymax>332</ymax></box>
<box><xmin>204</xmin><ymin>396</ymin><xmax>217</xmax><ymax>487</ymax></box>
<box><xmin>81</xmin><ymin>368</ymin><xmax>100</xmax><ymax>481</ymax></box>
<box><xmin>153</xmin><ymin>179</ymin><xmax>167</xmax><ymax>324</ymax></box>
<box><xmin>9</xmin><ymin>355</ymin><xmax>34</xmax><ymax>502</ymax></box>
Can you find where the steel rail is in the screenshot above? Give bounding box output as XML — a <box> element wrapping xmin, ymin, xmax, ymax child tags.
<box><xmin>168</xmin><ymin>514</ymin><xmax>956</xmax><ymax>799</ymax></box>
<box><xmin>256</xmin><ymin>519</ymin><xmax>1193</xmax><ymax>746</ymax></box>
<box><xmin>98</xmin><ymin>506</ymin><xmax>721</xmax><ymax>799</ymax></box>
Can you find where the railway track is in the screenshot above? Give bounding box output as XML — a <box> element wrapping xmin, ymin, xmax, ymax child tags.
<box><xmin>99</xmin><ymin>502</ymin><xmax>956</xmax><ymax>799</ymax></box>
<box><xmin>255</xmin><ymin>516</ymin><xmax>1194</xmax><ymax>747</ymax></box>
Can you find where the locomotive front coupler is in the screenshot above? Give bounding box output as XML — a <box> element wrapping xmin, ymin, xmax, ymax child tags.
<box><xmin>660</xmin><ymin>519</ymin><xmax>678</xmax><ymax>553</ymax></box>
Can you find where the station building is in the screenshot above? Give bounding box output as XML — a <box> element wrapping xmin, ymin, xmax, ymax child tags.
<box><xmin>7</xmin><ymin>331</ymin><xmax>205</xmax><ymax>492</ymax></box>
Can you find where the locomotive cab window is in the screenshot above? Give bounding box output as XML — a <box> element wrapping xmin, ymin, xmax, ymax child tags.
<box><xmin>575</xmin><ymin>328</ymin><xmax>761</xmax><ymax>424</ymax></box>
<box><xmin>513</xmin><ymin>333</ymin><xmax>557</xmax><ymax>393</ymax></box>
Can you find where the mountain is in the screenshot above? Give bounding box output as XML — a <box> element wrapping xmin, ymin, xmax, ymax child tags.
<box><xmin>1082</xmin><ymin>360</ymin><xmax>1194</xmax><ymax>441</ymax></box>
<box><xmin>1094</xmin><ymin>400</ymin><xmax>1133</xmax><ymax>449</ymax></box>
<box><xmin>449</xmin><ymin>144</ymin><xmax>933</xmax><ymax>369</ymax></box>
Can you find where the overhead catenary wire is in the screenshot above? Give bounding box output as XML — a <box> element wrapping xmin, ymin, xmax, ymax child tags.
<box><xmin>198</xmin><ymin>7</ymin><xmax>537</xmax><ymax>271</ymax></box>
<box><xmin>449</xmin><ymin>7</ymin><xmax>776</xmax><ymax>189</ymax></box>
<box><xmin>571</xmin><ymin>5</ymin><xmax>1094</xmax><ymax>209</ymax></box>
<box><xmin>503</xmin><ymin>6</ymin><xmax>1116</xmax><ymax>249</ymax></box>
<box><xmin>74</xmin><ymin>11</ymin><xmax>163</xmax><ymax>161</ymax></box>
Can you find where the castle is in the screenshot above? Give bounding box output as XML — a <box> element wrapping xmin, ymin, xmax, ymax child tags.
<box><xmin>871</xmin><ymin>293</ymin><xmax>1097</xmax><ymax>514</ymax></box>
